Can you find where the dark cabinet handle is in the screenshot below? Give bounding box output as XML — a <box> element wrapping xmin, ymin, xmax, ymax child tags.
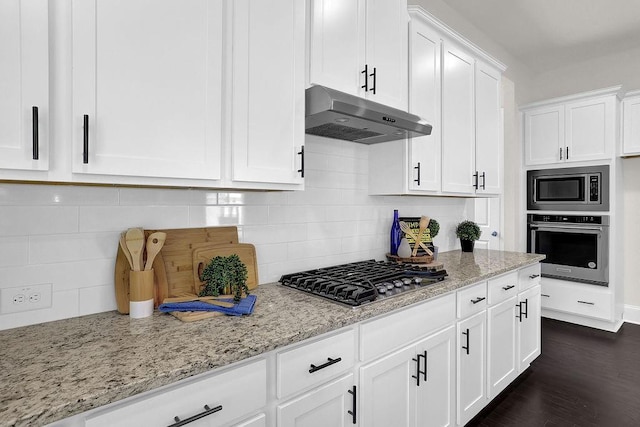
<box><xmin>361</xmin><ymin>64</ymin><xmax>369</xmax><ymax>92</ymax></box>
<box><xmin>83</xmin><ymin>114</ymin><xmax>89</xmax><ymax>164</ymax></box>
<box><xmin>297</xmin><ymin>146</ymin><xmax>304</xmax><ymax>178</ymax></box>
<box><xmin>411</xmin><ymin>351</ymin><xmax>428</xmax><ymax>386</ymax></box>
<box><xmin>480</xmin><ymin>172</ymin><xmax>486</xmax><ymax>189</ymax></box>
<box><xmin>566</xmin><ymin>146</ymin><xmax>569</xmax><ymax>159</ymax></box>
<box><xmin>577</xmin><ymin>300</ymin><xmax>595</xmax><ymax>305</ymax></box>
<box><xmin>473</xmin><ymin>171</ymin><xmax>479</xmax><ymax>189</ymax></box>
<box><xmin>502</xmin><ymin>285</ymin><xmax>515</xmax><ymax>291</ymax></box>
<box><xmin>462</xmin><ymin>328</ymin><xmax>470</xmax><ymax>355</ymax></box>
<box><xmin>522</xmin><ymin>298</ymin><xmax>528</xmax><ymax>319</ymax></box>
<box><xmin>370</xmin><ymin>67</ymin><xmax>376</xmax><ymax>94</ymax></box>
<box><xmin>541</xmin><ymin>294</ymin><xmax>550</xmax><ymax>297</ymax></box>
<box><xmin>347</xmin><ymin>385</ymin><xmax>357</xmax><ymax>424</ymax></box>
<box><xmin>529</xmin><ymin>274</ymin><xmax>540</xmax><ymax>279</ymax></box>
<box><xmin>414</xmin><ymin>162</ymin><xmax>421</xmax><ymax>185</ymax></box>
<box><xmin>309</xmin><ymin>357</ymin><xmax>341</xmax><ymax>373</ymax></box>
<box><xmin>471</xmin><ymin>296</ymin><xmax>485</xmax><ymax>304</ymax></box>
<box><xmin>32</xmin><ymin>106</ymin><xmax>39</xmax><ymax>160</ymax></box>
<box><xmin>560</xmin><ymin>147</ymin><xmax>563</xmax><ymax>160</ymax></box>
<box><xmin>167</xmin><ymin>404</ymin><xmax>222</xmax><ymax>427</ymax></box>
<box><xmin>516</xmin><ymin>302</ymin><xmax>522</xmax><ymax>321</ymax></box>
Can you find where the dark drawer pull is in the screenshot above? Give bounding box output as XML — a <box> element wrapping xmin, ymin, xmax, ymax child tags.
<box><xmin>309</xmin><ymin>357</ymin><xmax>342</xmax><ymax>373</ymax></box>
<box><xmin>577</xmin><ymin>300</ymin><xmax>595</xmax><ymax>305</ymax></box>
<box><xmin>370</xmin><ymin>67</ymin><xmax>377</xmax><ymax>94</ymax></box>
<box><xmin>32</xmin><ymin>106</ymin><xmax>39</xmax><ymax>160</ymax></box>
<box><xmin>361</xmin><ymin>64</ymin><xmax>369</xmax><ymax>91</ymax></box>
<box><xmin>529</xmin><ymin>274</ymin><xmax>540</xmax><ymax>279</ymax></box>
<box><xmin>502</xmin><ymin>285</ymin><xmax>515</xmax><ymax>291</ymax></box>
<box><xmin>471</xmin><ymin>297</ymin><xmax>486</xmax><ymax>304</ymax></box>
<box><xmin>414</xmin><ymin>162</ymin><xmax>421</xmax><ymax>185</ymax></box>
<box><xmin>83</xmin><ymin>114</ymin><xmax>89</xmax><ymax>164</ymax></box>
<box><xmin>541</xmin><ymin>294</ymin><xmax>550</xmax><ymax>297</ymax></box>
<box><xmin>168</xmin><ymin>404</ymin><xmax>222</xmax><ymax>427</ymax></box>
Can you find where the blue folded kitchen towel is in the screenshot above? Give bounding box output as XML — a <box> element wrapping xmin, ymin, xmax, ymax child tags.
<box><xmin>158</xmin><ymin>294</ymin><xmax>257</xmax><ymax>316</ymax></box>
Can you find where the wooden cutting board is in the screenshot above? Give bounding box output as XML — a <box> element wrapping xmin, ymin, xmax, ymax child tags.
<box><xmin>114</xmin><ymin>226</ymin><xmax>239</xmax><ymax>313</ymax></box>
<box><xmin>192</xmin><ymin>243</ymin><xmax>259</xmax><ymax>295</ymax></box>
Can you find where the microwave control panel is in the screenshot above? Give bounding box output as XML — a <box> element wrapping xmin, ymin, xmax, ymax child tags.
<box><xmin>589</xmin><ymin>175</ymin><xmax>599</xmax><ymax>202</ymax></box>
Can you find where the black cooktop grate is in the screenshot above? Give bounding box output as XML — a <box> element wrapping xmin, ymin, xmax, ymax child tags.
<box><xmin>279</xmin><ymin>260</ymin><xmax>447</xmax><ymax>307</ymax></box>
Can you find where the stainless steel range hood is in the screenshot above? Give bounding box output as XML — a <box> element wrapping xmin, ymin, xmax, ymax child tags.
<box><xmin>305</xmin><ymin>85</ymin><xmax>432</xmax><ymax>144</ymax></box>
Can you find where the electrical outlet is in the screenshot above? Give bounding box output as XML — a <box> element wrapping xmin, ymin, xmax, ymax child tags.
<box><xmin>0</xmin><ymin>284</ymin><xmax>52</xmax><ymax>314</ymax></box>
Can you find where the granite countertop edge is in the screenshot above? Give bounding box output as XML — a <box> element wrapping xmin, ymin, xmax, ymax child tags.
<box><xmin>0</xmin><ymin>250</ymin><xmax>544</xmax><ymax>427</ymax></box>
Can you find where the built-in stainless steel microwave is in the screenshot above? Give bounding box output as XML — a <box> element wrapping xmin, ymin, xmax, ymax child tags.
<box><xmin>527</xmin><ymin>165</ymin><xmax>609</xmax><ymax>211</ymax></box>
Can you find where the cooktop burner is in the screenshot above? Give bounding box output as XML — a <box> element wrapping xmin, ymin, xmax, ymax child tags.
<box><xmin>279</xmin><ymin>260</ymin><xmax>447</xmax><ymax>307</ymax></box>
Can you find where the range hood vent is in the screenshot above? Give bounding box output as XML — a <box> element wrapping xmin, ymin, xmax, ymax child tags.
<box><xmin>305</xmin><ymin>85</ymin><xmax>432</xmax><ymax>144</ymax></box>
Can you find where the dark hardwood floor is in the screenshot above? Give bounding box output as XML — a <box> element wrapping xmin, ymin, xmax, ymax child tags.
<box><xmin>468</xmin><ymin>318</ymin><xmax>640</xmax><ymax>427</ymax></box>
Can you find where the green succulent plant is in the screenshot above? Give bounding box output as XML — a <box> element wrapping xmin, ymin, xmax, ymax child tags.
<box><xmin>199</xmin><ymin>254</ymin><xmax>249</xmax><ymax>303</ymax></box>
<box><xmin>455</xmin><ymin>220</ymin><xmax>481</xmax><ymax>241</ymax></box>
<box><xmin>428</xmin><ymin>219</ymin><xmax>440</xmax><ymax>238</ymax></box>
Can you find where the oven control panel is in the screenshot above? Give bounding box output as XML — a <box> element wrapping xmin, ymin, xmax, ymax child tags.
<box><xmin>528</xmin><ymin>214</ymin><xmax>607</xmax><ymax>224</ymax></box>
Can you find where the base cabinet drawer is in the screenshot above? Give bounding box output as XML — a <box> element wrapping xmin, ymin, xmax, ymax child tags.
<box><xmin>277</xmin><ymin>328</ymin><xmax>356</xmax><ymax>399</ymax></box>
<box><xmin>518</xmin><ymin>264</ymin><xmax>541</xmax><ymax>291</ymax></box>
<box><xmin>85</xmin><ymin>359</ymin><xmax>267</xmax><ymax>427</ymax></box>
<box><xmin>457</xmin><ymin>281</ymin><xmax>488</xmax><ymax>318</ymax></box>
<box><xmin>541</xmin><ymin>279</ymin><xmax>612</xmax><ymax>320</ymax></box>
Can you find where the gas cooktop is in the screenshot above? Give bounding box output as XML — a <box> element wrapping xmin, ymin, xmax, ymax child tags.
<box><xmin>279</xmin><ymin>260</ymin><xmax>447</xmax><ymax>307</ymax></box>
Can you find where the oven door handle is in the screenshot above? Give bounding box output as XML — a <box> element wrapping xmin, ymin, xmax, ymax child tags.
<box><xmin>529</xmin><ymin>224</ymin><xmax>604</xmax><ymax>232</ymax></box>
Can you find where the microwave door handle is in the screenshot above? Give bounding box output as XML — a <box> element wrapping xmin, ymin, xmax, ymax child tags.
<box><xmin>531</xmin><ymin>224</ymin><xmax>604</xmax><ymax>232</ymax></box>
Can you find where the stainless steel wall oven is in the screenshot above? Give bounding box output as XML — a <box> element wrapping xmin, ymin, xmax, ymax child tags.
<box><xmin>527</xmin><ymin>214</ymin><xmax>609</xmax><ymax>286</ymax></box>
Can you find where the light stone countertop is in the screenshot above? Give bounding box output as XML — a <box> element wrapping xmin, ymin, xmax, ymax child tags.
<box><xmin>0</xmin><ymin>249</ymin><xmax>544</xmax><ymax>427</ymax></box>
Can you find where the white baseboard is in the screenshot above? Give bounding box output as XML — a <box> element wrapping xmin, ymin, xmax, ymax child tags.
<box><xmin>623</xmin><ymin>304</ymin><xmax>640</xmax><ymax>325</ymax></box>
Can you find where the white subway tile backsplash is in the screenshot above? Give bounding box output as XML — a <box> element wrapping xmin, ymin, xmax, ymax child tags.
<box><xmin>0</xmin><ymin>206</ymin><xmax>79</xmax><ymax>236</ymax></box>
<box><xmin>0</xmin><ymin>184</ymin><xmax>119</xmax><ymax>206</ymax></box>
<box><xmin>79</xmin><ymin>284</ymin><xmax>117</xmax><ymax>315</ymax></box>
<box><xmin>0</xmin><ymin>237</ymin><xmax>28</xmax><ymax>267</ymax></box>
<box><xmin>78</xmin><ymin>206</ymin><xmax>190</xmax><ymax>232</ymax></box>
<box><xmin>28</xmin><ymin>232</ymin><xmax>120</xmax><ymax>264</ymax></box>
<box><xmin>119</xmin><ymin>188</ymin><xmax>193</xmax><ymax>206</ymax></box>
<box><xmin>0</xmin><ymin>138</ymin><xmax>467</xmax><ymax>329</ymax></box>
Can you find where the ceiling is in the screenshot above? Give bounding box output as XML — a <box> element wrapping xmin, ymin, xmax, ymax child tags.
<box><xmin>442</xmin><ymin>0</ymin><xmax>640</xmax><ymax>74</ymax></box>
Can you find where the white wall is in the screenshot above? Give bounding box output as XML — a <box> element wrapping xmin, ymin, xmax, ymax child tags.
<box><xmin>0</xmin><ymin>137</ymin><xmax>468</xmax><ymax>330</ymax></box>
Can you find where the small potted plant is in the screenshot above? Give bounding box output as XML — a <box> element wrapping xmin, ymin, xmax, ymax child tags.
<box><xmin>199</xmin><ymin>254</ymin><xmax>249</xmax><ymax>303</ymax></box>
<box><xmin>428</xmin><ymin>218</ymin><xmax>440</xmax><ymax>259</ymax></box>
<box><xmin>455</xmin><ymin>220</ymin><xmax>481</xmax><ymax>252</ymax></box>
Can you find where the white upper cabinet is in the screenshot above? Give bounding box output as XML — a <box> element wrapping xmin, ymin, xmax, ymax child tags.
<box><xmin>522</xmin><ymin>86</ymin><xmax>620</xmax><ymax>166</ymax></box>
<box><xmin>72</xmin><ymin>0</ymin><xmax>223</xmax><ymax>181</ymax></box>
<box><xmin>230</xmin><ymin>0</ymin><xmax>305</xmax><ymax>185</ymax></box>
<box><xmin>475</xmin><ymin>61</ymin><xmax>502</xmax><ymax>195</ymax></box>
<box><xmin>308</xmin><ymin>0</ymin><xmax>408</xmax><ymax>110</ymax></box>
<box><xmin>0</xmin><ymin>0</ymin><xmax>49</xmax><ymax>172</ymax></box>
<box><xmin>441</xmin><ymin>40</ymin><xmax>475</xmax><ymax>195</ymax></box>
<box><xmin>622</xmin><ymin>90</ymin><xmax>640</xmax><ymax>156</ymax></box>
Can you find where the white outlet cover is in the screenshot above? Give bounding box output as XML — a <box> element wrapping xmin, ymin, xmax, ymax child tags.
<box><xmin>0</xmin><ymin>283</ymin><xmax>53</xmax><ymax>314</ymax></box>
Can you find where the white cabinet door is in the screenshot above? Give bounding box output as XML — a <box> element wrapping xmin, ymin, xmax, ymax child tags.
<box><xmin>565</xmin><ymin>97</ymin><xmax>614</xmax><ymax>162</ymax></box>
<box><xmin>408</xmin><ymin>16</ymin><xmax>441</xmax><ymax>192</ymax></box>
<box><xmin>518</xmin><ymin>285</ymin><xmax>541</xmax><ymax>370</ymax></box>
<box><xmin>365</xmin><ymin>0</ymin><xmax>408</xmax><ymax>110</ymax></box>
<box><xmin>230</xmin><ymin>0</ymin><xmax>305</xmax><ymax>185</ymax></box>
<box><xmin>622</xmin><ymin>94</ymin><xmax>640</xmax><ymax>155</ymax></box>
<box><xmin>441</xmin><ymin>41</ymin><xmax>475</xmax><ymax>194</ymax></box>
<box><xmin>360</xmin><ymin>346</ymin><xmax>415</xmax><ymax>427</ymax></box>
<box><xmin>475</xmin><ymin>61</ymin><xmax>502</xmax><ymax>195</ymax></box>
<box><xmin>456</xmin><ymin>310</ymin><xmax>487</xmax><ymax>426</ymax></box>
<box><xmin>0</xmin><ymin>0</ymin><xmax>49</xmax><ymax>171</ymax></box>
<box><xmin>308</xmin><ymin>0</ymin><xmax>365</xmax><ymax>96</ymax></box>
<box><xmin>415</xmin><ymin>326</ymin><xmax>455</xmax><ymax>427</ymax></box>
<box><xmin>487</xmin><ymin>296</ymin><xmax>518</xmax><ymax>399</ymax></box>
<box><xmin>277</xmin><ymin>374</ymin><xmax>355</xmax><ymax>427</ymax></box>
<box><xmin>523</xmin><ymin>105</ymin><xmax>564</xmax><ymax>166</ymax></box>
<box><xmin>72</xmin><ymin>0</ymin><xmax>223</xmax><ymax>180</ymax></box>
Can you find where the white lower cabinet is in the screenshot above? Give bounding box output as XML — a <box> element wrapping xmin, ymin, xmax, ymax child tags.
<box><xmin>84</xmin><ymin>358</ymin><xmax>267</xmax><ymax>427</ymax></box>
<box><xmin>360</xmin><ymin>326</ymin><xmax>455</xmax><ymax>427</ymax></box>
<box><xmin>277</xmin><ymin>374</ymin><xmax>356</xmax><ymax>427</ymax></box>
<box><xmin>487</xmin><ymin>296</ymin><xmax>518</xmax><ymax>399</ymax></box>
<box><xmin>518</xmin><ymin>285</ymin><xmax>541</xmax><ymax>369</ymax></box>
<box><xmin>456</xmin><ymin>310</ymin><xmax>487</xmax><ymax>426</ymax></box>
